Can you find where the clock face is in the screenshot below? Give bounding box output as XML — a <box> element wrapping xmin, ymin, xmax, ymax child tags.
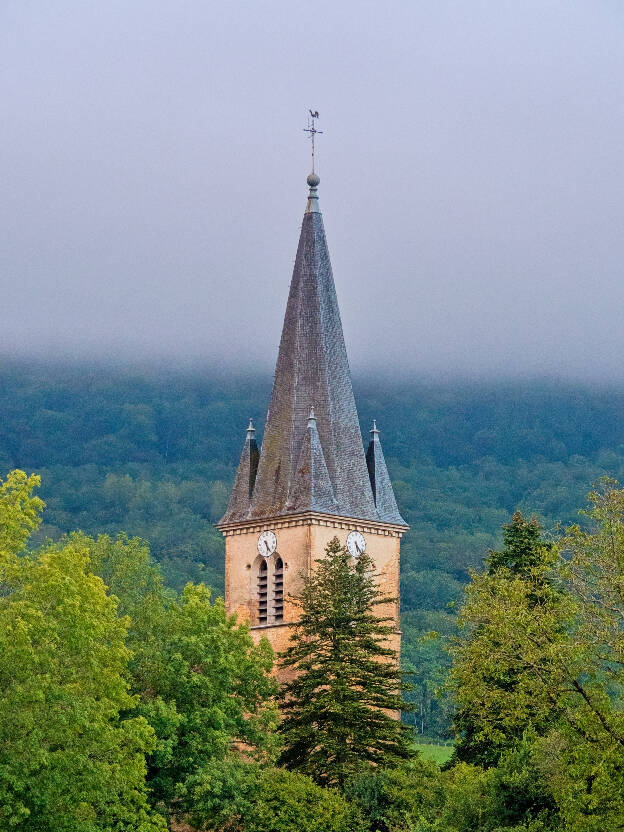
<box><xmin>258</xmin><ymin>530</ymin><xmax>277</xmax><ymax>558</ymax></box>
<box><xmin>346</xmin><ymin>531</ymin><xmax>366</xmax><ymax>558</ymax></box>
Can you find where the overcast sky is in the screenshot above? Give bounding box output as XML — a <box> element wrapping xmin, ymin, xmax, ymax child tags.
<box><xmin>1</xmin><ymin>1</ymin><xmax>623</xmax><ymax>379</ymax></box>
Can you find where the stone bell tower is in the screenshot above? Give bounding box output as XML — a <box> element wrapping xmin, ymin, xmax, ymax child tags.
<box><xmin>217</xmin><ymin>173</ymin><xmax>408</xmax><ymax>663</ymax></box>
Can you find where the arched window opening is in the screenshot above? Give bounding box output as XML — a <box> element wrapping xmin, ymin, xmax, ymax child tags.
<box><xmin>274</xmin><ymin>556</ymin><xmax>284</xmax><ymax>622</ymax></box>
<box><xmin>258</xmin><ymin>559</ymin><xmax>268</xmax><ymax>624</ymax></box>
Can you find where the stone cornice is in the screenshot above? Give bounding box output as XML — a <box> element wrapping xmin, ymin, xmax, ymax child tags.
<box><xmin>216</xmin><ymin>510</ymin><xmax>409</xmax><ymax>538</ymax></box>
<box><xmin>250</xmin><ymin>621</ymin><xmax>403</xmax><ymax>636</ymax></box>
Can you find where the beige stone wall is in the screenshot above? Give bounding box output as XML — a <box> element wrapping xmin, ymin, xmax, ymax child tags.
<box><xmin>222</xmin><ymin>514</ymin><xmax>403</xmax><ymax>678</ymax></box>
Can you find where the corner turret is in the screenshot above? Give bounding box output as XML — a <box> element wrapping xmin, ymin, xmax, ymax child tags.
<box><xmin>286</xmin><ymin>407</ymin><xmax>338</xmax><ymax>514</ymax></box>
<box><xmin>220</xmin><ymin>418</ymin><xmax>260</xmax><ymax>523</ymax></box>
<box><xmin>366</xmin><ymin>420</ymin><xmax>406</xmax><ymax>525</ymax></box>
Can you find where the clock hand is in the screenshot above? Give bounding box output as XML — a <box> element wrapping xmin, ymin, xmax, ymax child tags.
<box><xmin>265</xmin><ymin>540</ymin><xmax>270</xmax><ymax>554</ymax></box>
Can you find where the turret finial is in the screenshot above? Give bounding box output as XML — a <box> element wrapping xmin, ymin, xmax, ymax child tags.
<box><xmin>307</xmin><ymin>406</ymin><xmax>316</xmax><ymax>428</ymax></box>
<box><xmin>246</xmin><ymin>418</ymin><xmax>256</xmax><ymax>439</ymax></box>
<box><xmin>370</xmin><ymin>419</ymin><xmax>379</xmax><ymax>437</ymax></box>
<box><xmin>306</xmin><ymin>172</ymin><xmax>320</xmax><ymax>213</ymax></box>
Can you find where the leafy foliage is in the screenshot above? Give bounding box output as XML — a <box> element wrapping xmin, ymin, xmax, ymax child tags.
<box><xmin>448</xmin><ymin>484</ymin><xmax>624</xmax><ymax>830</ymax></box>
<box><xmin>0</xmin><ymin>473</ymin><xmax>281</xmax><ymax>828</ymax></box>
<box><xmin>0</xmin><ymin>469</ymin><xmax>44</xmax><ymax>561</ymax></box>
<box><xmin>539</xmin><ymin>483</ymin><xmax>624</xmax><ymax>831</ymax></box>
<box><xmin>71</xmin><ymin>532</ymin><xmax>279</xmax><ymax>821</ymax></box>
<box><xmin>345</xmin><ymin>751</ymin><xmax>559</xmax><ymax>832</ymax></box>
<box><xmin>7</xmin><ymin>362</ymin><xmax>624</xmax><ymax>829</ymax></box>
<box><xmin>6</xmin><ymin>363</ymin><xmax>624</xmax><ymax>739</ymax></box>
<box><xmin>344</xmin><ymin>759</ymin><xmax>444</xmax><ymax>832</ymax></box>
<box><xmin>450</xmin><ymin>513</ymin><xmax>566</xmax><ymax>766</ymax></box>
<box><xmin>187</xmin><ymin>759</ymin><xmax>362</xmax><ymax>832</ymax></box>
<box><xmin>0</xmin><ymin>477</ymin><xmax>165</xmax><ymax>831</ymax></box>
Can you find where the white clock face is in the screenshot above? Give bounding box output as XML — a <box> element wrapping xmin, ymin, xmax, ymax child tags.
<box><xmin>258</xmin><ymin>530</ymin><xmax>277</xmax><ymax>558</ymax></box>
<box><xmin>347</xmin><ymin>531</ymin><xmax>366</xmax><ymax>558</ymax></box>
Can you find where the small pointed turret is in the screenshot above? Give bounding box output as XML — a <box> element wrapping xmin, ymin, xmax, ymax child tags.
<box><xmin>286</xmin><ymin>406</ymin><xmax>337</xmax><ymax>514</ymax></box>
<box><xmin>366</xmin><ymin>420</ymin><xmax>406</xmax><ymax>525</ymax></box>
<box><xmin>220</xmin><ymin>418</ymin><xmax>260</xmax><ymax>523</ymax></box>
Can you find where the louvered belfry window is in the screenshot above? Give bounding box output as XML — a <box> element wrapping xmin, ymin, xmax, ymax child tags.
<box><xmin>258</xmin><ymin>559</ymin><xmax>268</xmax><ymax>624</ymax></box>
<box><xmin>274</xmin><ymin>557</ymin><xmax>284</xmax><ymax>621</ymax></box>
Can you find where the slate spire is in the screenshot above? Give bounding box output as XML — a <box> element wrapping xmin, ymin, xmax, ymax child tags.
<box><xmin>246</xmin><ymin>174</ymin><xmax>379</xmax><ymax>521</ymax></box>
<box><xmin>220</xmin><ymin>418</ymin><xmax>260</xmax><ymax>523</ymax></box>
<box><xmin>219</xmin><ymin>174</ymin><xmax>407</xmax><ymax>528</ymax></box>
<box><xmin>366</xmin><ymin>420</ymin><xmax>406</xmax><ymax>525</ymax></box>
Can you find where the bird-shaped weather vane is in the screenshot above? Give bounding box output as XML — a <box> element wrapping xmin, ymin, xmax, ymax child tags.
<box><xmin>303</xmin><ymin>109</ymin><xmax>323</xmax><ymax>174</ymax></box>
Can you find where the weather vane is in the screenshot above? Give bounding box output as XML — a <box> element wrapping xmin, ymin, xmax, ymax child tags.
<box><xmin>303</xmin><ymin>109</ymin><xmax>322</xmax><ymax>174</ymax></box>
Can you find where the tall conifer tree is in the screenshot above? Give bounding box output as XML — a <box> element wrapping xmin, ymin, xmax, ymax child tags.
<box><xmin>277</xmin><ymin>537</ymin><xmax>413</xmax><ymax>789</ymax></box>
<box><xmin>487</xmin><ymin>511</ymin><xmax>549</xmax><ymax>574</ymax></box>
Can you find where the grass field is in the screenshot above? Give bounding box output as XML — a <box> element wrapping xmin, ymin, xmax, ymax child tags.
<box><xmin>413</xmin><ymin>743</ymin><xmax>454</xmax><ymax>766</ymax></box>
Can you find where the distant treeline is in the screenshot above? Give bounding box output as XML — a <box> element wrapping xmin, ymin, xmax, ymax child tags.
<box><xmin>3</xmin><ymin>359</ymin><xmax>624</xmax><ymax>736</ymax></box>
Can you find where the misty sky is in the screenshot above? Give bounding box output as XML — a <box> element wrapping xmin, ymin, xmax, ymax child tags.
<box><xmin>2</xmin><ymin>1</ymin><xmax>623</xmax><ymax>379</ymax></box>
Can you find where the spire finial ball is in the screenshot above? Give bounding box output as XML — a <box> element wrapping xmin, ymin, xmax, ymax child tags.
<box><xmin>307</xmin><ymin>172</ymin><xmax>320</xmax><ymax>188</ymax></box>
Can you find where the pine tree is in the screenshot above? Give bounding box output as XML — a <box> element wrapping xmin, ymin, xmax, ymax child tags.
<box><xmin>487</xmin><ymin>511</ymin><xmax>549</xmax><ymax>574</ymax></box>
<box><xmin>277</xmin><ymin>537</ymin><xmax>413</xmax><ymax>789</ymax></box>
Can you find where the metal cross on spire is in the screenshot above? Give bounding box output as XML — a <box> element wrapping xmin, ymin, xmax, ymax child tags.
<box><xmin>303</xmin><ymin>109</ymin><xmax>323</xmax><ymax>174</ymax></box>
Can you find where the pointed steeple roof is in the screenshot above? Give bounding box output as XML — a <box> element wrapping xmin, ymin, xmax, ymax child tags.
<box><xmin>247</xmin><ymin>174</ymin><xmax>378</xmax><ymax>521</ymax></box>
<box><xmin>366</xmin><ymin>420</ymin><xmax>406</xmax><ymax>525</ymax></box>
<box><xmin>220</xmin><ymin>419</ymin><xmax>260</xmax><ymax>523</ymax></box>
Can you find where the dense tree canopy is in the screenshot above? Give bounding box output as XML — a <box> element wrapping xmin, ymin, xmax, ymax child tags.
<box><xmin>62</xmin><ymin>532</ymin><xmax>279</xmax><ymax>822</ymax></box>
<box><xmin>5</xmin><ymin>362</ymin><xmax>624</xmax><ymax>739</ymax></box>
<box><xmin>0</xmin><ymin>473</ymin><xmax>165</xmax><ymax>831</ymax></box>
<box><xmin>6</xmin><ymin>363</ymin><xmax>624</xmax><ymax>829</ymax></box>
<box><xmin>0</xmin><ymin>472</ymin><xmax>279</xmax><ymax>829</ymax></box>
<box><xmin>447</xmin><ymin>484</ymin><xmax>624</xmax><ymax>831</ymax></box>
<box><xmin>187</xmin><ymin>760</ymin><xmax>362</xmax><ymax>832</ymax></box>
<box><xmin>450</xmin><ymin>512</ymin><xmax>564</xmax><ymax>766</ymax></box>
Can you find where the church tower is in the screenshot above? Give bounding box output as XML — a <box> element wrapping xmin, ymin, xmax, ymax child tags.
<box><xmin>217</xmin><ymin>173</ymin><xmax>408</xmax><ymax>665</ymax></box>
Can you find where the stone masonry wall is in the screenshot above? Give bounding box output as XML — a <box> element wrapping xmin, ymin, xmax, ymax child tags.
<box><xmin>223</xmin><ymin>514</ymin><xmax>403</xmax><ymax>682</ymax></box>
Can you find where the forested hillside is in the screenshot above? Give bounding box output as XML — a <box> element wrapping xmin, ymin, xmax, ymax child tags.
<box><xmin>3</xmin><ymin>360</ymin><xmax>624</xmax><ymax>736</ymax></box>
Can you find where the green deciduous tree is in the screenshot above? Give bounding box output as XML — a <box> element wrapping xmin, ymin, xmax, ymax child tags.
<box><xmin>536</xmin><ymin>481</ymin><xmax>624</xmax><ymax>832</ymax></box>
<box><xmin>346</xmin><ymin>750</ymin><xmax>558</xmax><ymax>832</ymax></box>
<box><xmin>0</xmin><ymin>475</ymin><xmax>280</xmax><ymax>829</ymax></box>
<box><xmin>0</xmin><ymin>476</ymin><xmax>165</xmax><ymax>831</ymax></box>
<box><xmin>134</xmin><ymin>582</ymin><xmax>279</xmax><ymax>818</ymax></box>
<box><xmin>187</xmin><ymin>759</ymin><xmax>362</xmax><ymax>832</ymax></box>
<box><xmin>344</xmin><ymin>758</ymin><xmax>444</xmax><ymax>832</ymax></box>
<box><xmin>450</xmin><ymin>512</ymin><xmax>568</xmax><ymax>767</ymax></box>
<box><xmin>278</xmin><ymin>537</ymin><xmax>413</xmax><ymax>788</ymax></box>
<box><xmin>0</xmin><ymin>469</ymin><xmax>44</xmax><ymax>561</ymax></box>
<box><xmin>68</xmin><ymin>532</ymin><xmax>279</xmax><ymax>821</ymax></box>
<box><xmin>449</xmin><ymin>488</ymin><xmax>624</xmax><ymax>830</ymax></box>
